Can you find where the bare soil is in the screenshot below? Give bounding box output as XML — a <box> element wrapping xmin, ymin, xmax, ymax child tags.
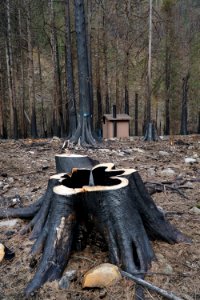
<box><xmin>0</xmin><ymin>136</ymin><xmax>199</xmax><ymax>300</ymax></box>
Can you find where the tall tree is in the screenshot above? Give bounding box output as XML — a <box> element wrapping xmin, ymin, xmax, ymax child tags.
<box><xmin>18</xmin><ymin>4</ymin><xmax>27</xmax><ymax>138</ymax></box>
<box><xmin>180</xmin><ymin>72</ymin><xmax>190</xmax><ymax>135</ymax></box>
<box><xmin>147</xmin><ymin>0</ymin><xmax>152</xmax><ymax>126</ymax></box>
<box><xmin>37</xmin><ymin>46</ymin><xmax>46</xmax><ymax>137</ymax></box>
<box><xmin>26</xmin><ymin>0</ymin><xmax>37</xmax><ymax>138</ymax></box>
<box><xmin>70</xmin><ymin>0</ymin><xmax>95</xmax><ymax>146</ymax></box>
<box><xmin>6</xmin><ymin>0</ymin><xmax>18</xmax><ymax>139</ymax></box>
<box><xmin>0</xmin><ymin>71</ymin><xmax>4</xmax><ymax>138</ymax></box>
<box><xmin>102</xmin><ymin>1</ymin><xmax>110</xmax><ymax>114</ymax></box>
<box><xmin>162</xmin><ymin>0</ymin><xmax>177</xmax><ymax>135</ymax></box>
<box><xmin>95</xmin><ymin>5</ymin><xmax>102</xmax><ymax>134</ymax></box>
<box><xmin>65</xmin><ymin>0</ymin><xmax>77</xmax><ymax>138</ymax></box>
<box><xmin>86</xmin><ymin>0</ymin><xmax>94</xmax><ymax>130</ymax></box>
<box><xmin>49</xmin><ymin>0</ymin><xmax>64</xmax><ymax>137</ymax></box>
<box><xmin>143</xmin><ymin>0</ymin><xmax>159</xmax><ymax>141</ymax></box>
<box><xmin>124</xmin><ymin>0</ymin><xmax>131</xmax><ymax>115</ymax></box>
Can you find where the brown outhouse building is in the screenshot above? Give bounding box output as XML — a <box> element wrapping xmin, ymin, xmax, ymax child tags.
<box><xmin>102</xmin><ymin>114</ymin><xmax>132</xmax><ymax>139</ymax></box>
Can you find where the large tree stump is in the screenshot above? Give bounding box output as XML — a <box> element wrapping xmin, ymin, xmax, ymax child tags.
<box><xmin>0</xmin><ymin>156</ymin><xmax>190</xmax><ymax>298</ymax></box>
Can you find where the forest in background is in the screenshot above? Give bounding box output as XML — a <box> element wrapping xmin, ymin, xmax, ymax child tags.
<box><xmin>0</xmin><ymin>0</ymin><xmax>200</xmax><ymax>139</ymax></box>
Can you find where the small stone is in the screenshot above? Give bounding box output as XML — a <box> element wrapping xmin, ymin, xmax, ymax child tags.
<box><xmin>118</xmin><ymin>152</ymin><xmax>125</xmax><ymax>157</ymax></box>
<box><xmin>82</xmin><ymin>263</ymin><xmax>122</xmax><ymax>288</ymax></box>
<box><xmin>184</xmin><ymin>157</ymin><xmax>197</xmax><ymax>164</ymax></box>
<box><xmin>3</xmin><ymin>184</ymin><xmax>10</xmax><ymax>190</ymax></box>
<box><xmin>8</xmin><ymin>177</ymin><xmax>14</xmax><ymax>184</ymax></box>
<box><xmin>123</xmin><ymin>149</ymin><xmax>132</xmax><ymax>155</ymax></box>
<box><xmin>59</xmin><ymin>270</ymin><xmax>77</xmax><ymax>289</ymax></box>
<box><xmin>0</xmin><ymin>244</ymin><xmax>5</xmax><ymax>262</ymax></box>
<box><xmin>52</xmin><ymin>136</ymin><xmax>60</xmax><ymax>142</ymax></box>
<box><xmin>99</xmin><ymin>289</ymin><xmax>107</xmax><ymax>298</ymax></box>
<box><xmin>132</xmin><ymin>148</ymin><xmax>145</xmax><ymax>153</ymax></box>
<box><xmin>184</xmin><ymin>181</ymin><xmax>193</xmax><ymax>188</ymax></box>
<box><xmin>28</xmin><ymin>151</ymin><xmax>35</xmax><ymax>155</ymax></box>
<box><xmin>158</xmin><ymin>151</ymin><xmax>170</xmax><ymax>156</ymax></box>
<box><xmin>12</xmin><ymin>195</ymin><xmax>21</xmax><ymax>205</ymax></box>
<box><xmin>0</xmin><ymin>181</ymin><xmax>3</xmax><ymax>189</ymax></box>
<box><xmin>160</xmin><ymin>168</ymin><xmax>175</xmax><ymax>176</ymax></box>
<box><xmin>0</xmin><ymin>219</ymin><xmax>19</xmax><ymax>228</ymax></box>
<box><xmin>189</xmin><ymin>207</ymin><xmax>200</xmax><ymax>214</ymax></box>
<box><xmin>157</xmin><ymin>206</ymin><xmax>165</xmax><ymax>215</ymax></box>
<box><xmin>147</xmin><ymin>168</ymin><xmax>156</xmax><ymax>177</ymax></box>
<box><xmin>163</xmin><ymin>263</ymin><xmax>173</xmax><ymax>274</ymax></box>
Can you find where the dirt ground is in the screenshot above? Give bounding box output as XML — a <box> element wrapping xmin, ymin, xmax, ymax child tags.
<box><xmin>0</xmin><ymin>136</ymin><xmax>199</xmax><ymax>300</ymax></box>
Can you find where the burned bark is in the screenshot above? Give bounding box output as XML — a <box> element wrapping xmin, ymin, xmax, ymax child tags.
<box><xmin>143</xmin><ymin>122</ymin><xmax>160</xmax><ymax>141</ymax></box>
<box><xmin>180</xmin><ymin>73</ymin><xmax>190</xmax><ymax>135</ymax></box>
<box><xmin>0</xmin><ymin>157</ymin><xmax>190</xmax><ymax>298</ymax></box>
<box><xmin>65</xmin><ymin>0</ymin><xmax>77</xmax><ymax>138</ymax></box>
<box><xmin>70</xmin><ymin>0</ymin><xmax>95</xmax><ymax>146</ymax></box>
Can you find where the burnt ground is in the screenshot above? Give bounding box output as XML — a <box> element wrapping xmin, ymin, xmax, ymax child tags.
<box><xmin>0</xmin><ymin>136</ymin><xmax>199</xmax><ymax>300</ymax></box>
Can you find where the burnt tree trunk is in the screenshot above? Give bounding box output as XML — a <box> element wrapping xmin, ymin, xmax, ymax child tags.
<box><xmin>0</xmin><ymin>157</ymin><xmax>190</xmax><ymax>298</ymax></box>
<box><xmin>180</xmin><ymin>73</ymin><xmax>190</xmax><ymax>135</ymax></box>
<box><xmin>95</xmin><ymin>24</ymin><xmax>102</xmax><ymax>135</ymax></box>
<box><xmin>70</xmin><ymin>0</ymin><xmax>95</xmax><ymax>146</ymax></box>
<box><xmin>102</xmin><ymin>10</ymin><xmax>110</xmax><ymax>114</ymax></box>
<box><xmin>26</xmin><ymin>2</ymin><xmax>37</xmax><ymax>138</ymax></box>
<box><xmin>143</xmin><ymin>0</ymin><xmax>159</xmax><ymax>142</ymax></box>
<box><xmin>49</xmin><ymin>0</ymin><xmax>64</xmax><ymax>137</ymax></box>
<box><xmin>6</xmin><ymin>0</ymin><xmax>18</xmax><ymax>139</ymax></box>
<box><xmin>135</xmin><ymin>93</ymin><xmax>138</xmax><ymax>136</ymax></box>
<box><xmin>65</xmin><ymin>0</ymin><xmax>77</xmax><ymax>138</ymax></box>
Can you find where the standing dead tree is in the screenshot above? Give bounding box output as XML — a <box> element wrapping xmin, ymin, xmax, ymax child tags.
<box><xmin>65</xmin><ymin>0</ymin><xmax>77</xmax><ymax>138</ymax></box>
<box><xmin>69</xmin><ymin>0</ymin><xmax>96</xmax><ymax>146</ymax></box>
<box><xmin>180</xmin><ymin>72</ymin><xmax>190</xmax><ymax>135</ymax></box>
<box><xmin>144</xmin><ymin>0</ymin><xmax>159</xmax><ymax>141</ymax></box>
<box><xmin>0</xmin><ymin>154</ymin><xmax>190</xmax><ymax>298</ymax></box>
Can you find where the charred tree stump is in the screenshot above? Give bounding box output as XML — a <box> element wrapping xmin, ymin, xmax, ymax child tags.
<box><xmin>0</xmin><ymin>157</ymin><xmax>190</xmax><ymax>298</ymax></box>
<box><xmin>143</xmin><ymin>122</ymin><xmax>160</xmax><ymax>141</ymax></box>
<box><xmin>55</xmin><ymin>153</ymin><xmax>98</xmax><ymax>173</ymax></box>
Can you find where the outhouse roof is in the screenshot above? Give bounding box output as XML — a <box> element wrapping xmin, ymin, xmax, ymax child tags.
<box><xmin>103</xmin><ymin>114</ymin><xmax>132</xmax><ymax>121</ymax></box>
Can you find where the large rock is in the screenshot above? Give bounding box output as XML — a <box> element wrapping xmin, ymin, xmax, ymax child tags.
<box><xmin>0</xmin><ymin>243</ymin><xmax>5</xmax><ymax>262</ymax></box>
<box><xmin>82</xmin><ymin>263</ymin><xmax>122</xmax><ymax>288</ymax></box>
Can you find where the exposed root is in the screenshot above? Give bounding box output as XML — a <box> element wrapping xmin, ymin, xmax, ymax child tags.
<box><xmin>25</xmin><ymin>193</ymin><xmax>77</xmax><ymax>297</ymax></box>
<box><xmin>0</xmin><ymin>196</ymin><xmax>43</xmax><ymax>219</ymax></box>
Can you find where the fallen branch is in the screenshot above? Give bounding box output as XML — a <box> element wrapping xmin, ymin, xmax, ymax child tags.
<box><xmin>145</xmin><ymin>181</ymin><xmax>189</xmax><ymax>199</ymax></box>
<box><xmin>121</xmin><ymin>270</ymin><xmax>183</xmax><ymax>300</ymax></box>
